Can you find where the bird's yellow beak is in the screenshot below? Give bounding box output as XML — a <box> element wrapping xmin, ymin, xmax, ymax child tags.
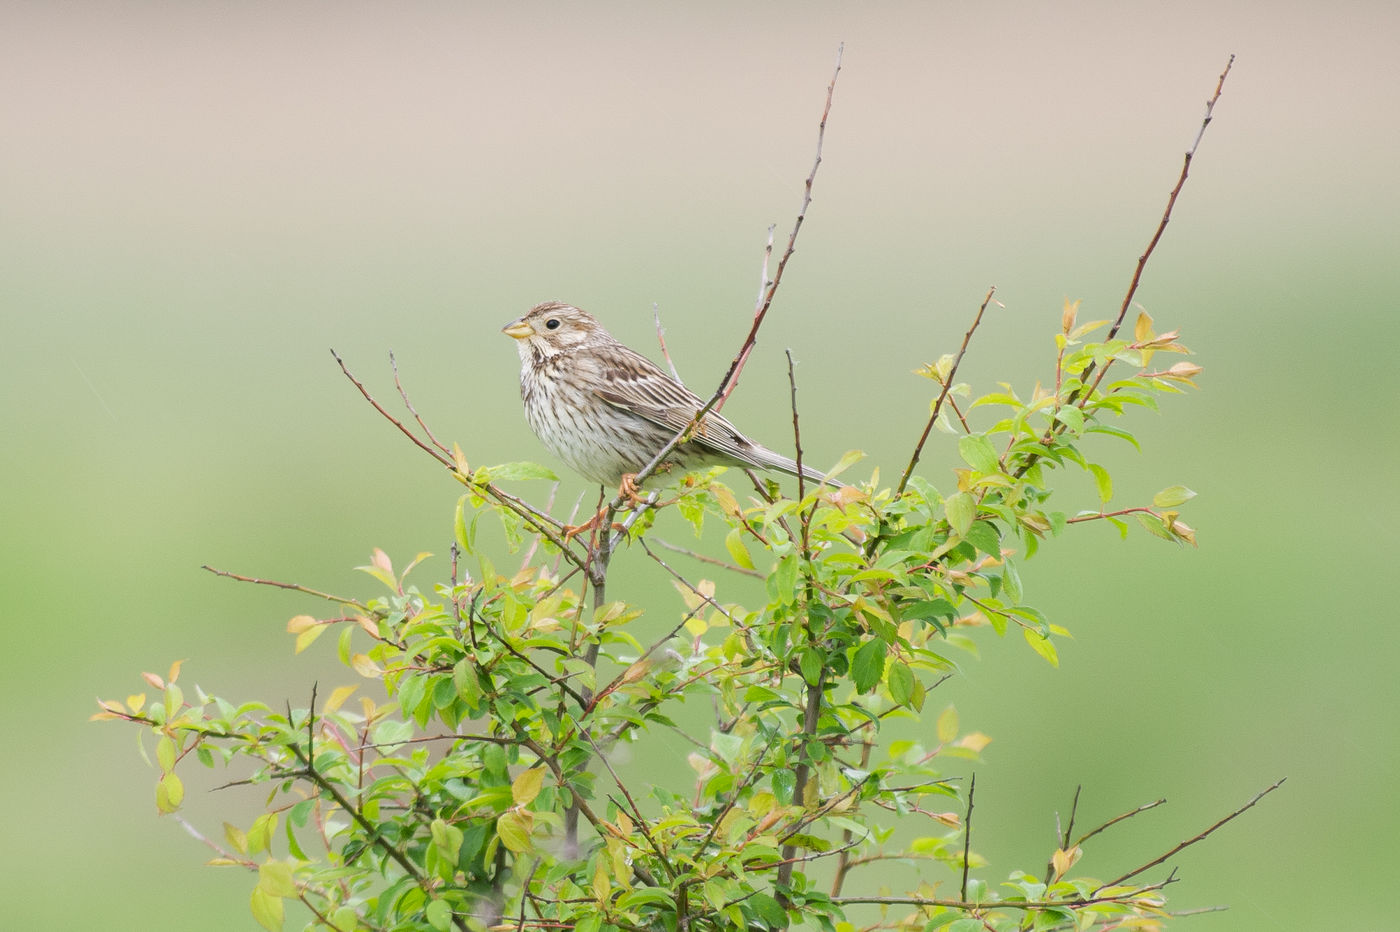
<box><xmin>502</xmin><ymin>320</ymin><xmax>534</xmax><ymax>340</ymax></box>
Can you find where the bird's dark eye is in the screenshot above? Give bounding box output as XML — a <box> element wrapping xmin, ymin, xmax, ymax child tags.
<box><xmin>545</xmin><ymin>318</ymin><xmax>561</xmax><ymax>330</ymax></box>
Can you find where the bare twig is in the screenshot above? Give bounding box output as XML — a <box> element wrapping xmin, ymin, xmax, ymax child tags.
<box><xmin>1014</xmin><ymin>55</ymin><xmax>1235</xmax><ymax>478</ymax></box>
<box><xmin>652</xmin><ymin>303</ymin><xmax>683</xmax><ymax>383</ymax></box>
<box><xmin>960</xmin><ymin>773</ymin><xmax>977</xmax><ymax>900</ymax></box>
<box><xmin>613</xmin><ymin>44</ymin><xmax>843</xmax><ymax>505</ymax></box>
<box><xmin>1096</xmin><ymin>776</ymin><xmax>1284</xmax><ymax>892</ymax></box>
<box><xmin>1076</xmin><ymin>796</ymin><xmax>1167</xmax><ymax>849</ymax></box>
<box><xmin>1104</xmin><ymin>54</ymin><xmax>1235</xmax><ymax>348</ymax></box>
<box><xmin>390</xmin><ymin>351</ymin><xmax>451</xmax><ymax>456</ymax></box>
<box><xmin>1040</xmin><ymin>785</ymin><xmax>1084</xmax><ymax>888</ymax></box>
<box><xmin>717</xmin><ymin>44</ymin><xmax>843</xmax><ymax>412</ymax></box>
<box><xmin>201</xmin><ymin>565</ymin><xmax>371</xmax><ymax>611</ymax></box>
<box><xmin>649</xmin><ymin>537</ymin><xmax>763</xmax><ymax>578</ymax></box>
<box><xmin>895</xmin><ymin>286</ymin><xmax>997</xmax><ymax>499</ymax></box>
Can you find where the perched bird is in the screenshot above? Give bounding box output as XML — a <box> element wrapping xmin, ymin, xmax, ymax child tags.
<box><xmin>502</xmin><ymin>302</ymin><xmax>828</xmax><ymax>492</ymax></box>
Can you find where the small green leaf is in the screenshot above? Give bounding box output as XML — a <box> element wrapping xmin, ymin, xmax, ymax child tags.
<box><xmin>964</xmin><ymin>520</ymin><xmax>1001</xmax><ymax>557</ymax></box>
<box><xmin>851</xmin><ymin>638</ymin><xmax>888</xmax><ymax>694</ymax></box>
<box><xmin>945</xmin><ymin>492</ymin><xmax>976</xmax><ymax>537</ymax></box>
<box><xmin>1153</xmin><ymin>485</ymin><xmax>1197</xmax><ymax>508</ymax></box>
<box><xmin>958</xmin><ymin>435</ymin><xmax>1001</xmax><ymax>474</ymax></box>
<box><xmin>887</xmin><ymin>661</ymin><xmax>915</xmax><ymax>707</ymax></box>
<box><xmin>425</xmin><ymin>899</ymin><xmax>452</xmax><ymax>932</ymax></box>
<box><xmin>724</xmin><ymin>527</ymin><xmax>755</xmax><ymax>570</ymax></box>
<box><xmin>748</xmin><ymin>892</ymin><xmax>788</xmax><ymax>929</ymax></box>
<box><xmin>771</xmin><ymin>768</ymin><xmax>796</xmax><ymax>806</ymax></box>
<box><xmin>1002</xmin><ymin>560</ymin><xmax>1023</xmax><ymax>603</ymax></box>
<box><xmin>1088</xmin><ymin>463</ymin><xmax>1113</xmax><ymax>504</ymax></box>
<box><xmin>798</xmin><ymin>647</ymin><xmax>824</xmax><ymax>687</ymax></box>
<box><xmin>1054</xmin><ymin>405</ymin><xmax>1085</xmax><ymax>434</ymax></box>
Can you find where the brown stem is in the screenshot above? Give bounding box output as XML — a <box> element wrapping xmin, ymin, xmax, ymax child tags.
<box><xmin>896</xmin><ymin>286</ymin><xmax>996</xmax><ymax>500</ymax></box>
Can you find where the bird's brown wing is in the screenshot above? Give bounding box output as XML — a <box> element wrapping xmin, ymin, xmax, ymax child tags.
<box><xmin>588</xmin><ymin>342</ymin><xmax>767</xmax><ymax>468</ymax></box>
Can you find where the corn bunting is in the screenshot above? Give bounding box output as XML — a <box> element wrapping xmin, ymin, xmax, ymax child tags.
<box><xmin>503</xmin><ymin>302</ymin><xmax>827</xmax><ymax>490</ymax></box>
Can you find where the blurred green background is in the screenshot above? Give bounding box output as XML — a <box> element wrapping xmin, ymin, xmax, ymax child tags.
<box><xmin>4</xmin><ymin>2</ymin><xmax>1397</xmax><ymax>929</ymax></box>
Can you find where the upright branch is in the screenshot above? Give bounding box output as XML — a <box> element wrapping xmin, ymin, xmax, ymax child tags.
<box><xmin>611</xmin><ymin>43</ymin><xmax>844</xmax><ymax>504</ymax></box>
<box><xmin>895</xmin><ymin>286</ymin><xmax>997</xmax><ymax>499</ymax></box>
<box><xmin>1014</xmin><ymin>53</ymin><xmax>1233</xmax><ymax>478</ymax></box>
<box><xmin>1104</xmin><ymin>54</ymin><xmax>1235</xmax><ymax>346</ymax></box>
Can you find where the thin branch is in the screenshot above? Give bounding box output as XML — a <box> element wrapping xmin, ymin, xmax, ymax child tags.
<box><xmin>1096</xmin><ymin>776</ymin><xmax>1284</xmax><ymax>892</ymax></box>
<box><xmin>649</xmin><ymin>537</ymin><xmax>763</xmax><ymax>578</ymax></box>
<box><xmin>717</xmin><ymin>44</ymin><xmax>843</xmax><ymax>412</ymax></box>
<box><xmin>1075</xmin><ymin>796</ymin><xmax>1167</xmax><ymax>849</ymax></box>
<box><xmin>200</xmin><ymin>565</ymin><xmax>371</xmax><ymax>611</ymax></box>
<box><xmin>612</xmin><ymin>43</ymin><xmax>843</xmax><ymax>504</ymax></box>
<box><xmin>896</xmin><ymin>286</ymin><xmax>996</xmax><ymax>499</ymax></box>
<box><xmin>390</xmin><ymin>351</ymin><xmax>451</xmax><ymax>456</ymax></box>
<box><xmin>652</xmin><ymin>303</ymin><xmax>683</xmax><ymax>383</ymax></box>
<box><xmin>1014</xmin><ymin>55</ymin><xmax>1235</xmax><ymax>479</ymax></box>
<box><xmin>786</xmin><ymin>349</ymin><xmax>808</xmax><ymax>504</ymax></box>
<box><xmin>960</xmin><ymin>773</ymin><xmax>977</xmax><ymax>901</ymax></box>
<box><xmin>1040</xmin><ymin>785</ymin><xmax>1084</xmax><ymax>888</ymax></box>
<box><xmin>1104</xmin><ymin>54</ymin><xmax>1235</xmax><ymax>348</ymax></box>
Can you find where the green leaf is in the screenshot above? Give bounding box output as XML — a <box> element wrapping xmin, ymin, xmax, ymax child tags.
<box><xmin>798</xmin><ymin>647</ymin><xmax>824</xmax><ymax>687</ymax></box>
<box><xmin>1153</xmin><ymin>485</ymin><xmax>1197</xmax><ymax>508</ymax></box>
<box><xmin>425</xmin><ymin>899</ymin><xmax>452</xmax><ymax>932</ymax></box>
<box><xmin>1136</xmin><ymin>511</ymin><xmax>1174</xmax><ymax>540</ymax></box>
<box><xmin>1001</xmin><ymin>560</ymin><xmax>1023</xmax><ymax>604</ymax></box>
<box><xmin>963</xmin><ymin>520</ymin><xmax>1001</xmax><ymax>557</ymax></box>
<box><xmin>748</xmin><ymin>892</ymin><xmax>789</xmax><ymax>929</ymax></box>
<box><xmin>958</xmin><ymin>434</ymin><xmax>1001</xmax><ymax>474</ymax></box>
<box><xmin>1054</xmin><ymin>404</ymin><xmax>1085</xmax><ymax>434</ymax></box>
<box><xmin>1088</xmin><ymin>463</ymin><xmax>1113</xmax><ymax>504</ymax></box>
<box><xmin>724</xmin><ymin>527</ymin><xmax>755</xmax><ymax>570</ymax></box>
<box><xmin>944</xmin><ymin>492</ymin><xmax>976</xmax><ymax>538</ymax></box>
<box><xmin>767</xmin><ymin>770</ymin><xmax>795</xmax><ymax>809</ymax></box>
<box><xmin>851</xmin><ymin>638</ymin><xmax>888</xmax><ymax>694</ymax></box>
<box><xmin>887</xmin><ymin>661</ymin><xmax>915</xmax><ymax>707</ymax></box>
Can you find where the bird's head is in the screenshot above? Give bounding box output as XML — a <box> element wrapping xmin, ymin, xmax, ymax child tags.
<box><xmin>502</xmin><ymin>302</ymin><xmax>609</xmax><ymax>362</ymax></box>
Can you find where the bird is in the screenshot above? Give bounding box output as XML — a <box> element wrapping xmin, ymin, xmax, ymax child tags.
<box><xmin>502</xmin><ymin>302</ymin><xmax>828</xmax><ymax>496</ymax></box>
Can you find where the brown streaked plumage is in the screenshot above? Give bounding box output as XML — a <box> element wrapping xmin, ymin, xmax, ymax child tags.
<box><xmin>502</xmin><ymin>301</ymin><xmax>827</xmax><ymax>488</ymax></box>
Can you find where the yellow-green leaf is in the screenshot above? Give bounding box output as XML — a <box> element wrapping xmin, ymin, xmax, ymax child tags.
<box><xmin>258</xmin><ymin>860</ymin><xmax>297</xmax><ymax>898</ymax></box>
<box><xmin>724</xmin><ymin>527</ymin><xmax>755</xmax><ymax>570</ymax></box>
<box><xmin>512</xmin><ymin>767</ymin><xmax>545</xmax><ymax>807</ymax></box>
<box><xmin>155</xmin><ymin>772</ymin><xmax>184</xmax><ymax>813</ymax></box>
<box><xmin>937</xmin><ymin>705</ymin><xmax>959</xmax><ymax>744</ymax></box>
<box><xmin>1153</xmin><ymin>485</ymin><xmax>1197</xmax><ymax>508</ymax></box>
<box><xmin>496</xmin><ymin>810</ymin><xmax>532</xmax><ymax>853</ymax></box>
<box><xmin>1023</xmin><ymin>629</ymin><xmax>1059</xmax><ymax>667</ymax></box>
<box><xmin>249</xmin><ymin>886</ymin><xmax>285</xmax><ymax>932</ymax></box>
